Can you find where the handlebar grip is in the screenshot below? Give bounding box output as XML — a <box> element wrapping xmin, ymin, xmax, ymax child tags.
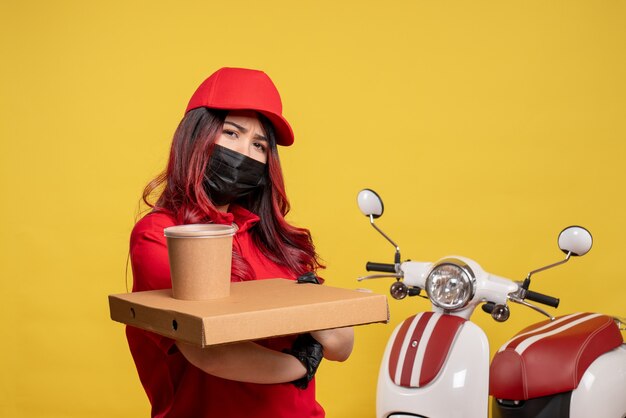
<box><xmin>525</xmin><ymin>290</ymin><xmax>560</xmax><ymax>308</ymax></box>
<box><xmin>366</xmin><ymin>262</ymin><xmax>396</xmax><ymax>273</ymax></box>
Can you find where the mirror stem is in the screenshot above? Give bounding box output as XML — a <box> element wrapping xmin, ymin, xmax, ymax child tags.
<box><xmin>369</xmin><ymin>214</ymin><xmax>401</xmax><ymax>267</ymax></box>
<box><xmin>522</xmin><ymin>251</ymin><xmax>572</xmax><ymax>289</ymax></box>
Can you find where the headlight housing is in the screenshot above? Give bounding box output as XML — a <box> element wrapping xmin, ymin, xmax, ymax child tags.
<box><xmin>425</xmin><ymin>258</ymin><xmax>476</xmax><ymax>311</ymax></box>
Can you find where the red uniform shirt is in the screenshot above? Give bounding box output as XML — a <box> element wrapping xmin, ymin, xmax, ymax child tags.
<box><xmin>126</xmin><ymin>205</ymin><xmax>324</xmax><ymax>418</ymax></box>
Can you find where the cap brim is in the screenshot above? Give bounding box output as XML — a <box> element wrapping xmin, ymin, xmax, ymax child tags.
<box><xmin>257</xmin><ymin>111</ymin><xmax>294</xmax><ymax>147</ymax></box>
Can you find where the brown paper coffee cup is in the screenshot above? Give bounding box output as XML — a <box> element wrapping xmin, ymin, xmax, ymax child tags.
<box><xmin>164</xmin><ymin>224</ymin><xmax>237</xmax><ymax>300</ymax></box>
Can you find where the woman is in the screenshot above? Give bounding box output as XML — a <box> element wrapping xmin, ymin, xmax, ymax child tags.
<box><xmin>127</xmin><ymin>67</ymin><xmax>354</xmax><ymax>418</ymax></box>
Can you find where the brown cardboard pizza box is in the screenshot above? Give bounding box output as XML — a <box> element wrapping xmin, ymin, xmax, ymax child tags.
<box><xmin>109</xmin><ymin>278</ymin><xmax>388</xmax><ymax>347</ymax></box>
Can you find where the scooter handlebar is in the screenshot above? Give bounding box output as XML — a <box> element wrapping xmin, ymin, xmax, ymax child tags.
<box><xmin>525</xmin><ymin>290</ymin><xmax>560</xmax><ymax>308</ymax></box>
<box><xmin>366</xmin><ymin>262</ymin><xmax>396</xmax><ymax>273</ymax></box>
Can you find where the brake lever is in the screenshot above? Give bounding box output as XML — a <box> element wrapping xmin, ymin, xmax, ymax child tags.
<box><xmin>508</xmin><ymin>295</ymin><xmax>555</xmax><ymax>321</ymax></box>
<box><xmin>357</xmin><ymin>273</ymin><xmax>403</xmax><ymax>281</ymax></box>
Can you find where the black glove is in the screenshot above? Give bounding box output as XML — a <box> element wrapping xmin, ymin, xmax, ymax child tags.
<box><xmin>284</xmin><ymin>333</ymin><xmax>324</xmax><ymax>389</ymax></box>
<box><xmin>296</xmin><ymin>271</ymin><xmax>321</xmax><ymax>284</ymax></box>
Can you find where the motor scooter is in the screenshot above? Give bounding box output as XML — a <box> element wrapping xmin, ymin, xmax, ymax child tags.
<box><xmin>356</xmin><ymin>189</ymin><xmax>626</xmax><ymax>418</ymax></box>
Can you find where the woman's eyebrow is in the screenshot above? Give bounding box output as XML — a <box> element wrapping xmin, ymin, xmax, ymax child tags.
<box><xmin>224</xmin><ymin>120</ymin><xmax>268</xmax><ymax>142</ymax></box>
<box><xmin>224</xmin><ymin>121</ymin><xmax>247</xmax><ymax>132</ymax></box>
<box><xmin>254</xmin><ymin>132</ymin><xmax>268</xmax><ymax>142</ymax></box>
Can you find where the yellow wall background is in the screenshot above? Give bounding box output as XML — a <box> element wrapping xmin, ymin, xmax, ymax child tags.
<box><xmin>1</xmin><ymin>1</ymin><xmax>624</xmax><ymax>417</ymax></box>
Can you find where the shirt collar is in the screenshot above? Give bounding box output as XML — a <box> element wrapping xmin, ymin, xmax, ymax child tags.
<box><xmin>212</xmin><ymin>204</ymin><xmax>260</xmax><ymax>234</ymax></box>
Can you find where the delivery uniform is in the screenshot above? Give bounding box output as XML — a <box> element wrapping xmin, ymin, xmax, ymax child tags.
<box><xmin>126</xmin><ymin>205</ymin><xmax>324</xmax><ymax>418</ymax></box>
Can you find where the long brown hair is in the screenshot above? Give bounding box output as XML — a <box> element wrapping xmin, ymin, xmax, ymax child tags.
<box><xmin>142</xmin><ymin>107</ymin><xmax>323</xmax><ymax>280</ymax></box>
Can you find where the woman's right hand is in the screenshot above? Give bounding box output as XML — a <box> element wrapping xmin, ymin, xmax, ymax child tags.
<box><xmin>282</xmin><ymin>333</ymin><xmax>324</xmax><ymax>389</ymax></box>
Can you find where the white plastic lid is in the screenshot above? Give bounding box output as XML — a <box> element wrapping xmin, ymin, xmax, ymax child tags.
<box><xmin>164</xmin><ymin>223</ymin><xmax>237</xmax><ymax>238</ymax></box>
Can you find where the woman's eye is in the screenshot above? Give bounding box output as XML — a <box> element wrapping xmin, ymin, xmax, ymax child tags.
<box><xmin>253</xmin><ymin>142</ymin><xmax>267</xmax><ymax>152</ymax></box>
<box><xmin>223</xmin><ymin>129</ymin><xmax>238</xmax><ymax>139</ymax></box>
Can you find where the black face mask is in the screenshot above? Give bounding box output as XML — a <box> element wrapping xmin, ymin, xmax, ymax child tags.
<box><xmin>204</xmin><ymin>145</ymin><xmax>267</xmax><ymax>206</ymax></box>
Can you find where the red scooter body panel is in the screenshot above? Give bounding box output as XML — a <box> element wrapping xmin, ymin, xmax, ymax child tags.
<box><xmin>388</xmin><ymin>312</ymin><xmax>466</xmax><ymax>388</ymax></box>
<box><xmin>490</xmin><ymin>312</ymin><xmax>623</xmax><ymax>400</ymax></box>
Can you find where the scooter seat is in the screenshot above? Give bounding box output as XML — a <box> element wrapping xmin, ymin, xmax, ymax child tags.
<box><xmin>490</xmin><ymin>312</ymin><xmax>623</xmax><ymax>400</ymax></box>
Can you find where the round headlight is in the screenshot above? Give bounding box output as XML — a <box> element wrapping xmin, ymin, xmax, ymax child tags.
<box><xmin>425</xmin><ymin>259</ymin><xmax>475</xmax><ymax>311</ymax></box>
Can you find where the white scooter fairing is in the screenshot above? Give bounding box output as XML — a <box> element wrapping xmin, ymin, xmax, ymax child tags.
<box><xmin>377</xmin><ymin>313</ymin><xmax>489</xmax><ymax>418</ymax></box>
<box><xmin>570</xmin><ymin>344</ymin><xmax>626</xmax><ymax>418</ymax></box>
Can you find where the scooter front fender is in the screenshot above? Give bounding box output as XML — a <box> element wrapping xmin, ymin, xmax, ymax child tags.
<box><xmin>377</xmin><ymin>313</ymin><xmax>490</xmax><ymax>418</ymax></box>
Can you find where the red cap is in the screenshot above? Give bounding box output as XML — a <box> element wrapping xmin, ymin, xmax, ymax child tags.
<box><xmin>185</xmin><ymin>67</ymin><xmax>294</xmax><ymax>146</ymax></box>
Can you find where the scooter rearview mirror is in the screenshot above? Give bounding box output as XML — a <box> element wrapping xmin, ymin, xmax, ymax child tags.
<box><xmin>558</xmin><ymin>226</ymin><xmax>593</xmax><ymax>257</ymax></box>
<box><xmin>357</xmin><ymin>189</ymin><xmax>384</xmax><ymax>219</ymax></box>
<box><xmin>524</xmin><ymin>225</ymin><xmax>593</xmax><ymax>286</ymax></box>
<box><xmin>357</xmin><ymin>188</ymin><xmax>401</xmax><ymax>265</ymax></box>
